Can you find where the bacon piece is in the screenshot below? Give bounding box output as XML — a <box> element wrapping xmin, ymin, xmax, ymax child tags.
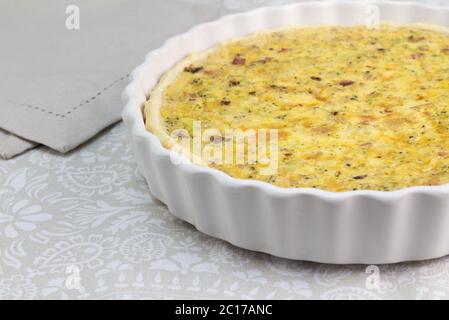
<box><xmin>184</xmin><ymin>65</ymin><xmax>203</xmax><ymax>73</ymax></box>
<box><xmin>408</xmin><ymin>35</ymin><xmax>425</xmax><ymax>42</ymax></box>
<box><xmin>232</xmin><ymin>55</ymin><xmax>246</xmax><ymax>65</ymax></box>
<box><xmin>411</xmin><ymin>53</ymin><xmax>424</xmax><ymax>59</ymax></box>
<box><xmin>339</xmin><ymin>80</ymin><xmax>355</xmax><ymax>87</ymax></box>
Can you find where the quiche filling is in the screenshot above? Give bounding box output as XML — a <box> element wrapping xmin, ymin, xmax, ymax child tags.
<box><xmin>145</xmin><ymin>24</ymin><xmax>449</xmax><ymax>192</ymax></box>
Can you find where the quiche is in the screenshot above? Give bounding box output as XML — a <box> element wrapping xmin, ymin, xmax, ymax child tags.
<box><xmin>145</xmin><ymin>24</ymin><xmax>449</xmax><ymax>192</ymax></box>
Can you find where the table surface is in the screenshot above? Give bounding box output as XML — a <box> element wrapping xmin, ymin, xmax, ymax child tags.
<box><xmin>1</xmin><ymin>122</ymin><xmax>449</xmax><ymax>300</ymax></box>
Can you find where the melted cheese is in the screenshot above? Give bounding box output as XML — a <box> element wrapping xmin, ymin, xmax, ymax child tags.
<box><xmin>145</xmin><ymin>24</ymin><xmax>449</xmax><ymax>192</ymax></box>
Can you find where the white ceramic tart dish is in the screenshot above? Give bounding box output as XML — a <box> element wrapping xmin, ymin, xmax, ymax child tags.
<box><xmin>123</xmin><ymin>0</ymin><xmax>449</xmax><ymax>264</ymax></box>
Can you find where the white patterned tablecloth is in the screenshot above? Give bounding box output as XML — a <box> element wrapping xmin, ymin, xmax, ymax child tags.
<box><xmin>1</xmin><ymin>122</ymin><xmax>449</xmax><ymax>300</ymax></box>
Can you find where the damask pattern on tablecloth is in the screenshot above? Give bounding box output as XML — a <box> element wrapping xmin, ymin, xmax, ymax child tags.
<box><xmin>1</xmin><ymin>122</ymin><xmax>449</xmax><ymax>300</ymax></box>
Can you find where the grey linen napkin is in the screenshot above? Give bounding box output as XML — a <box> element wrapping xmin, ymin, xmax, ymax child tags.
<box><xmin>0</xmin><ymin>0</ymin><xmax>226</xmax><ymax>159</ymax></box>
<box><xmin>0</xmin><ymin>129</ymin><xmax>37</xmax><ymax>159</ymax></box>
